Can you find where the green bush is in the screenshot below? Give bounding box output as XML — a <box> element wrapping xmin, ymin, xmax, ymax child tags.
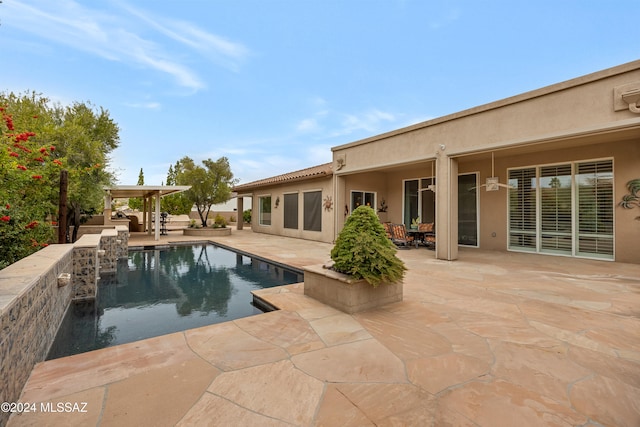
<box><xmin>330</xmin><ymin>205</ymin><xmax>406</xmax><ymax>287</ymax></box>
<box><xmin>243</xmin><ymin>209</ymin><xmax>252</xmax><ymax>223</ymax></box>
<box><xmin>213</xmin><ymin>214</ymin><xmax>227</xmax><ymax>228</ymax></box>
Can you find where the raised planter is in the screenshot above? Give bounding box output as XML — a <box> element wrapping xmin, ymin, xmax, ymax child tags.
<box><xmin>182</xmin><ymin>227</ymin><xmax>232</xmax><ymax>237</ymax></box>
<box><xmin>303</xmin><ymin>264</ymin><xmax>403</xmax><ymax>314</ymax></box>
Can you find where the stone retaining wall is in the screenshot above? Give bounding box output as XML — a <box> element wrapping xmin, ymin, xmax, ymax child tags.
<box><xmin>0</xmin><ymin>244</ymin><xmax>74</xmax><ymax>426</ymax></box>
<box><xmin>0</xmin><ymin>227</ymin><xmax>130</xmax><ymax>425</ymax></box>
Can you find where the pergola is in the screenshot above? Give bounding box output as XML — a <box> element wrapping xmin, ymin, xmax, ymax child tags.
<box><xmin>104</xmin><ymin>185</ymin><xmax>191</xmax><ymax>241</ymax></box>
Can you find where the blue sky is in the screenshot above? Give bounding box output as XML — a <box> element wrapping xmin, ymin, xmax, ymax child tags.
<box><xmin>1</xmin><ymin>1</ymin><xmax>638</xmax><ymax>186</ymax></box>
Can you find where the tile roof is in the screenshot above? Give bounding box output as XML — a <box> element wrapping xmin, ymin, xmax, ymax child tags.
<box><xmin>233</xmin><ymin>162</ymin><xmax>333</xmax><ymax>193</ymax></box>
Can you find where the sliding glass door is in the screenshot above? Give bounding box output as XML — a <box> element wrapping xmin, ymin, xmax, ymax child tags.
<box><xmin>403</xmin><ymin>174</ymin><xmax>478</xmax><ymax>246</ymax></box>
<box><xmin>508</xmin><ymin>159</ymin><xmax>613</xmax><ymax>260</ymax></box>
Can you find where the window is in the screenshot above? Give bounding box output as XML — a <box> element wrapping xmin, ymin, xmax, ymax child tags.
<box><xmin>259</xmin><ymin>195</ymin><xmax>271</xmax><ymax>226</ymax></box>
<box><xmin>402</xmin><ymin>179</ymin><xmax>434</xmax><ymax>228</ymax></box>
<box><xmin>508</xmin><ymin>159</ymin><xmax>613</xmax><ymax>260</ymax></box>
<box><xmin>540</xmin><ymin>164</ymin><xmax>572</xmax><ymax>254</ymax></box>
<box><xmin>508</xmin><ymin>168</ymin><xmax>537</xmax><ymax>251</ymax></box>
<box><xmin>283</xmin><ymin>193</ymin><xmax>298</xmax><ymax>229</ymax></box>
<box><xmin>303</xmin><ymin>191</ymin><xmax>322</xmax><ymax>231</ymax></box>
<box><xmin>458</xmin><ymin>173</ymin><xmax>478</xmax><ymax>246</ymax></box>
<box><xmin>350</xmin><ymin>191</ymin><xmax>375</xmax><ymax>212</ymax></box>
<box><xmin>576</xmin><ymin>161</ymin><xmax>613</xmax><ymax>258</ymax></box>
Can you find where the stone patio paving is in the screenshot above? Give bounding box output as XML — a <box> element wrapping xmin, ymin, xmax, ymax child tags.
<box><xmin>8</xmin><ymin>228</ymin><xmax>640</xmax><ymax>426</ymax></box>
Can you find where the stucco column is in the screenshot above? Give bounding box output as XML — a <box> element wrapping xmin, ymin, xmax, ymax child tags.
<box><xmin>147</xmin><ymin>197</ymin><xmax>153</xmax><ymax>235</ymax></box>
<box><xmin>103</xmin><ymin>193</ymin><xmax>112</xmax><ymax>225</ymax></box>
<box><xmin>435</xmin><ymin>154</ymin><xmax>459</xmax><ymax>261</ymax></box>
<box><xmin>334</xmin><ymin>174</ymin><xmax>347</xmax><ymax>241</ymax></box>
<box><xmin>154</xmin><ymin>192</ymin><xmax>160</xmax><ymax>241</ymax></box>
<box><xmin>237</xmin><ymin>197</ymin><xmax>244</xmax><ymax>230</ymax></box>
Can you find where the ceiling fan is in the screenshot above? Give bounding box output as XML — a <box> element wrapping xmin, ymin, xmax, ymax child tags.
<box><xmin>472</xmin><ymin>152</ymin><xmax>514</xmax><ymax>191</ymax></box>
<box><xmin>420</xmin><ymin>161</ymin><xmax>436</xmax><ymax>193</ymax></box>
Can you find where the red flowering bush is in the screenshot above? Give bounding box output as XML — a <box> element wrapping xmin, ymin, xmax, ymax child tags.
<box><xmin>1</xmin><ymin>103</ymin><xmax>57</xmax><ymax>267</ymax></box>
<box><xmin>1</xmin><ymin>91</ymin><xmax>120</xmax><ymax>268</ymax></box>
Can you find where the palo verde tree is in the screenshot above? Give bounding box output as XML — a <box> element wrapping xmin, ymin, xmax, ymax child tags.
<box><xmin>175</xmin><ymin>156</ymin><xmax>236</xmax><ymax>227</ymax></box>
<box><xmin>0</xmin><ymin>91</ymin><xmax>119</xmax><ymax>268</ymax></box>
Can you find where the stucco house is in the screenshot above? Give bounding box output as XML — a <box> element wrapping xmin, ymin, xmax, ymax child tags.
<box><xmin>234</xmin><ymin>60</ymin><xmax>640</xmax><ymax>264</ymax></box>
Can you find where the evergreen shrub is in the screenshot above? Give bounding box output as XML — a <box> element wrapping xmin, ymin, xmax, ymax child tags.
<box><xmin>330</xmin><ymin>205</ymin><xmax>406</xmax><ymax>287</ymax></box>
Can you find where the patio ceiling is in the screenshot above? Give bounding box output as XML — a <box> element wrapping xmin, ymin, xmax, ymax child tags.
<box><xmin>104</xmin><ymin>185</ymin><xmax>191</xmax><ymax>241</ymax></box>
<box><xmin>104</xmin><ymin>185</ymin><xmax>191</xmax><ymax>199</ymax></box>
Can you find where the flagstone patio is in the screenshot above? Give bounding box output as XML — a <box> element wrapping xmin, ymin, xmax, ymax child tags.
<box><xmin>8</xmin><ymin>228</ymin><xmax>640</xmax><ymax>426</ymax></box>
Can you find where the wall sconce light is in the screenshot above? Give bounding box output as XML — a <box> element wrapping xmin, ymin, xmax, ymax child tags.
<box><xmin>275</xmin><ymin>196</ymin><xmax>280</xmax><ymax>208</ymax></box>
<box><xmin>622</xmin><ymin>88</ymin><xmax>640</xmax><ymax>113</ymax></box>
<box><xmin>614</xmin><ymin>82</ymin><xmax>640</xmax><ymax>113</ymax></box>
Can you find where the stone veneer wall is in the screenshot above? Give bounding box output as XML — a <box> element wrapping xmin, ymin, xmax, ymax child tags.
<box><xmin>0</xmin><ymin>244</ymin><xmax>74</xmax><ymax>426</ymax></box>
<box><xmin>115</xmin><ymin>226</ymin><xmax>128</xmax><ymax>259</ymax></box>
<box><xmin>0</xmin><ymin>227</ymin><xmax>130</xmax><ymax>425</ymax></box>
<box><xmin>72</xmin><ymin>234</ymin><xmax>101</xmax><ymax>301</ymax></box>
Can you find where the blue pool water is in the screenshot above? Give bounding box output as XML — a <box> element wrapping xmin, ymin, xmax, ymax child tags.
<box><xmin>47</xmin><ymin>243</ymin><xmax>303</xmax><ymax>360</ymax></box>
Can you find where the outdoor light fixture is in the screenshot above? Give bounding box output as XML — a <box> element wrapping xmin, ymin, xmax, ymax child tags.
<box><xmin>622</xmin><ymin>88</ymin><xmax>640</xmax><ymax>113</ymax></box>
<box><xmin>613</xmin><ymin>82</ymin><xmax>640</xmax><ymax>113</ymax></box>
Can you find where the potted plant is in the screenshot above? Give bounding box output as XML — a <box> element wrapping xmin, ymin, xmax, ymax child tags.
<box><xmin>303</xmin><ymin>205</ymin><xmax>406</xmax><ymax>313</ymax></box>
<box><xmin>410</xmin><ymin>216</ymin><xmax>420</xmax><ymax>230</ymax></box>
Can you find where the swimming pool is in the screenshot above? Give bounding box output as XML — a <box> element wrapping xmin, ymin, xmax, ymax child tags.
<box><xmin>47</xmin><ymin>243</ymin><xmax>303</xmax><ymax>360</ymax></box>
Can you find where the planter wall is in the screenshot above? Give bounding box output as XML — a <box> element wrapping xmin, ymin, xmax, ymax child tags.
<box><xmin>303</xmin><ymin>264</ymin><xmax>403</xmax><ymax>314</ymax></box>
<box><xmin>183</xmin><ymin>227</ymin><xmax>232</xmax><ymax>237</ymax></box>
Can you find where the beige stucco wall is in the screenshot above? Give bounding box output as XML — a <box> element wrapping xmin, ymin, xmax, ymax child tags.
<box><xmin>456</xmin><ymin>139</ymin><xmax>639</xmax><ymax>263</ymax></box>
<box><xmin>250</xmin><ymin>176</ymin><xmax>334</xmax><ymax>243</ymax></box>
<box><xmin>333</xmin><ymin>61</ymin><xmax>640</xmax><ymax>173</ymax></box>
<box><xmin>332</xmin><ymin>60</ymin><xmax>640</xmax><ymax>263</ymax></box>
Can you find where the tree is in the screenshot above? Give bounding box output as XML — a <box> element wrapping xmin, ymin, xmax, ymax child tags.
<box><xmin>175</xmin><ymin>156</ymin><xmax>236</xmax><ymax>227</ymax></box>
<box><xmin>53</xmin><ymin>100</ymin><xmax>120</xmax><ymax>242</ymax></box>
<box><xmin>128</xmin><ymin>168</ymin><xmax>145</xmax><ymax>211</ymax></box>
<box><xmin>161</xmin><ymin>162</ymin><xmax>192</xmax><ymax>214</ymax></box>
<box><xmin>0</xmin><ymin>91</ymin><xmax>119</xmax><ymax>267</ymax></box>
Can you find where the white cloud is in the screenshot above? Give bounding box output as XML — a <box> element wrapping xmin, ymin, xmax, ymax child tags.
<box><xmin>333</xmin><ymin>109</ymin><xmax>396</xmax><ymax>136</ymax></box>
<box><xmin>306</xmin><ymin>144</ymin><xmax>332</xmax><ymax>164</ymax></box>
<box><xmin>124</xmin><ymin>102</ymin><xmax>162</xmax><ymax>110</ymax></box>
<box><xmin>296</xmin><ymin>118</ymin><xmax>320</xmax><ymax>132</ymax></box>
<box><xmin>2</xmin><ymin>0</ymin><xmax>249</xmax><ymax>91</ymax></box>
<box><xmin>117</xmin><ymin>2</ymin><xmax>250</xmax><ymax>71</ymax></box>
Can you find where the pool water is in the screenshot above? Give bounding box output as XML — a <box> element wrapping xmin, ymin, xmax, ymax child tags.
<box><xmin>47</xmin><ymin>244</ymin><xmax>303</xmax><ymax>360</ymax></box>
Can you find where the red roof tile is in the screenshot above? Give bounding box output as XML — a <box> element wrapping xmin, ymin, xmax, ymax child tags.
<box><xmin>233</xmin><ymin>162</ymin><xmax>333</xmax><ymax>192</ymax></box>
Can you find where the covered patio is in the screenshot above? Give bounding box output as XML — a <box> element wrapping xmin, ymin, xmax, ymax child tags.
<box><xmin>104</xmin><ymin>185</ymin><xmax>190</xmax><ymax>241</ymax></box>
<box><xmin>10</xmin><ymin>229</ymin><xmax>640</xmax><ymax>426</ymax></box>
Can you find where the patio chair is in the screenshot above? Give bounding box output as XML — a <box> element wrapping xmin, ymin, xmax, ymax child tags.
<box><xmin>418</xmin><ymin>222</ymin><xmax>436</xmax><ymax>249</ymax></box>
<box><xmin>389</xmin><ymin>223</ymin><xmax>416</xmax><ymax>248</ymax></box>
<box><xmin>382</xmin><ymin>222</ymin><xmax>393</xmax><ymax>239</ymax></box>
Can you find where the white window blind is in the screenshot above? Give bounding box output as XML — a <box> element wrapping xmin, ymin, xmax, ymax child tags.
<box><xmin>539</xmin><ymin>164</ymin><xmax>572</xmax><ymax>254</ymax></box>
<box><xmin>508</xmin><ymin>168</ymin><xmax>536</xmax><ymax>251</ymax></box>
<box><xmin>576</xmin><ymin>161</ymin><xmax>613</xmax><ymax>258</ymax></box>
<box><xmin>508</xmin><ymin>159</ymin><xmax>614</xmax><ymax>260</ymax></box>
